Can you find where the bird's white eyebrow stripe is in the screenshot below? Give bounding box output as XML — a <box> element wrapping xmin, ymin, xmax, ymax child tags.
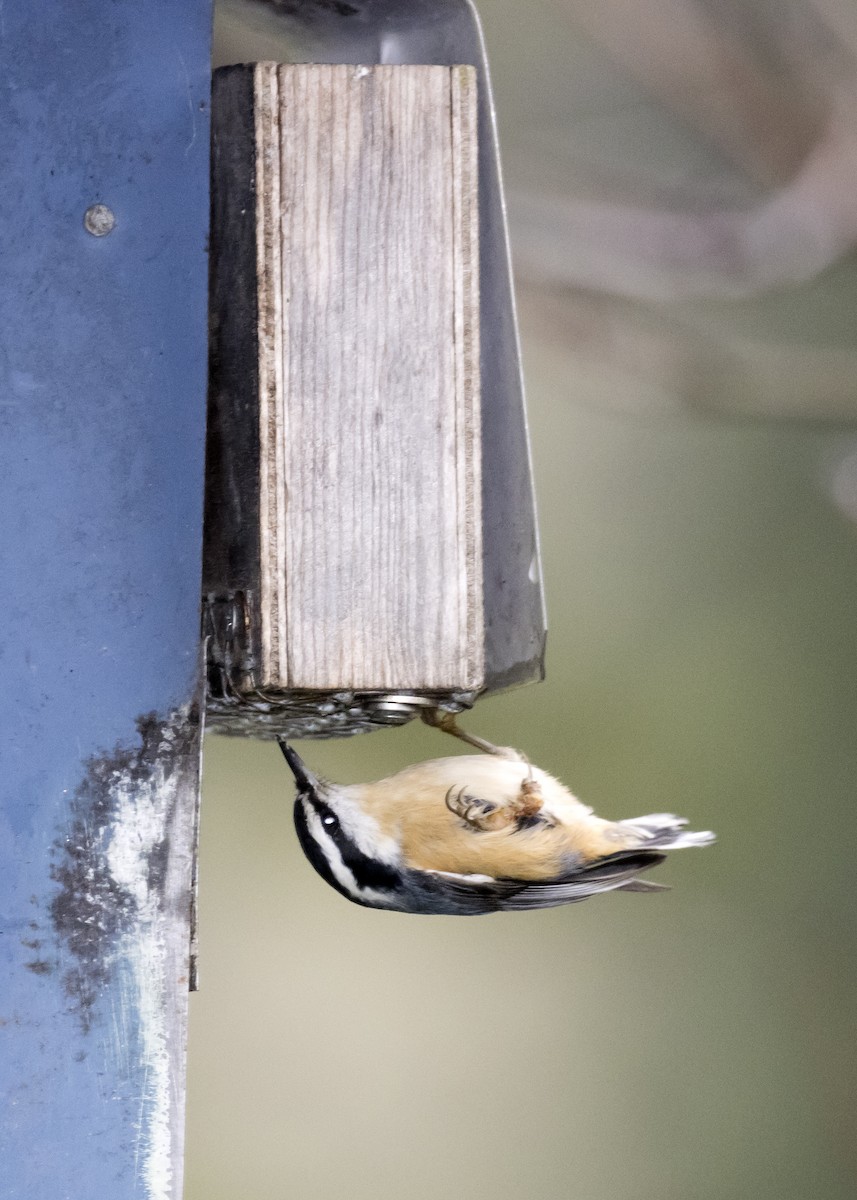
<box><xmin>293</xmin><ymin>797</ymin><xmax>358</xmax><ymax>902</ymax></box>
<box><xmin>301</xmin><ymin>800</ymin><xmax>400</xmax><ymax>903</ymax></box>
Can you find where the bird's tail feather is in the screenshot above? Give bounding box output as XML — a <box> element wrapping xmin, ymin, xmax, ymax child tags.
<box><xmin>494</xmin><ymin>849</ymin><xmax>670</xmax><ymax>909</ymax></box>
<box><xmin>618</xmin><ymin>812</ymin><xmax>716</xmax><ymax>851</ymax></box>
<box><xmin>494</xmin><ymin>817</ymin><xmax>714</xmax><ymax>910</ymax></box>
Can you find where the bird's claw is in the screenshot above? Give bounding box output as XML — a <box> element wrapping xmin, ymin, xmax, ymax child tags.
<box><xmin>445</xmin><ymin>775</ymin><xmax>547</xmax><ymax>832</ymax></box>
<box><xmin>445</xmin><ymin>785</ymin><xmax>508</xmax><ymax>831</ymax></box>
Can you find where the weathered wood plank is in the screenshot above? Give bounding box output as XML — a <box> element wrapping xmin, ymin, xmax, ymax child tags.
<box><xmin>206</xmin><ymin>63</ymin><xmax>482</xmax><ymax>725</ymax></box>
<box><xmin>262</xmin><ymin>63</ymin><xmax>482</xmax><ymax>692</ymax></box>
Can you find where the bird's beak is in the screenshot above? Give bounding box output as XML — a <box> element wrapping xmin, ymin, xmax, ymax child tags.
<box><xmin>278</xmin><ymin>740</ymin><xmax>321</xmax><ymax>795</ymax></box>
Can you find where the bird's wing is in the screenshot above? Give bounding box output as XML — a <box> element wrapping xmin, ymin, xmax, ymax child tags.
<box><xmin>427</xmin><ymin>850</ymin><xmax>669</xmax><ymax>912</ymax></box>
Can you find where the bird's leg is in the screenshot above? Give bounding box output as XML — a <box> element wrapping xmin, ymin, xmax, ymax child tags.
<box><xmin>422</xmin><ymin>708</ymin><xmax>526</xmax><ymax>762</ymax></box>
<box><xmin>517</xmin><ymin>763</ymin><xmax>544</xmax><ymax>821</ymax></box>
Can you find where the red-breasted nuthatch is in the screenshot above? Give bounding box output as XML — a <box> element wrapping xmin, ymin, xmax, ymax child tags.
<box><xmin>280</xmin><ymin>712</ymin><xmax>714</xmax><ymax>915</ymax></box>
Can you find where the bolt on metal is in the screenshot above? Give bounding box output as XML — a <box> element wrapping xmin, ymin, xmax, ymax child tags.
<box><xmin>84</xmin><ymin>204</ymin><xmax>116</xmax><ymax>237</ymax></box>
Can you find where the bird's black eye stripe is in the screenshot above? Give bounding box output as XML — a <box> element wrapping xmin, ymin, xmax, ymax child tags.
<box><xmin>292</xmin><ymin>789</ymin><xmax>339</xmax><ymax>837</ymax></box>
<box><xmin>298</xmin><ymin>794</ymin><xmax>401</xmax><ymax>894</ymax></box>
<box><xmin>293</xmin><ymin>799</ymin><xmax>359</xmax><ymax>903</ymax></box>
<box><xmin>313</xmin><ymin>798</ymin><xmax>344</xmax><ymax>839</ymax></box>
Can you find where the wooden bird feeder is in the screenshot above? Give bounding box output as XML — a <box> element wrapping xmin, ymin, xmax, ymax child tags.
<box><xmin>204</xmin><ymin>42</ymin><xmax>544</xmax><ymax>739</ymax></box>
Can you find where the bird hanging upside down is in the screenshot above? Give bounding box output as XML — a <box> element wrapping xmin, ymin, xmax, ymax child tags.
<box><xmin>280</xmin><ymin>710</ymin><xmax>714</xmax><ymax>915</ymax></box>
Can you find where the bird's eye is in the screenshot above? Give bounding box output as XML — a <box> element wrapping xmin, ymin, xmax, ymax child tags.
<box><xmin>321</xmin><ymin>812</ymin><xmax>339</xmax><ymax>833</ymax></box>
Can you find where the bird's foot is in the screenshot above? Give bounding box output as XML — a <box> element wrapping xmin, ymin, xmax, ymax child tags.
<box><xmin>445</xmin><ymin>772</ymin><xmax>547</xmax><ymax>832</ymax></box>
<box><xmin>445</xmin><ymin>785</ymin><xmax>516</xmax><ymax>831</ymax></box>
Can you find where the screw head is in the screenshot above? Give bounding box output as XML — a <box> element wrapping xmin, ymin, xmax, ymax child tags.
<box><xmin>84</xmin><ymin>204</ymin><xmax>116</xmax><ymax>237</ymax></box>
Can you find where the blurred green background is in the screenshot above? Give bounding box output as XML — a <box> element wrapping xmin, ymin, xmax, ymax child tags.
<box><xmin>186</xmin><ymin>2</ymin><xmax>857</xmax><ymax>1197</ymax></box>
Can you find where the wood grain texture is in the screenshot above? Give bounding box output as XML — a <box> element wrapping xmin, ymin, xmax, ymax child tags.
<box><xmin>253</xmin><ymin>63</ymin><xmax>482</xmax><ymax>693</ymax></box>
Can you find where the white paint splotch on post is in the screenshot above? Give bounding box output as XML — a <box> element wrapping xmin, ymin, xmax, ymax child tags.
<box><xmin>50</xmin><ymin>710</ymin><xmax>201</xmax><ymax>1200</ymax></box>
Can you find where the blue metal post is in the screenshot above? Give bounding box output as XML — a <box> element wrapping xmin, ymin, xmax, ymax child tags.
<box><xmin>0</xmin><ymin>3</ymin><xmax>212</xmax><ymax>1197</ymax></box>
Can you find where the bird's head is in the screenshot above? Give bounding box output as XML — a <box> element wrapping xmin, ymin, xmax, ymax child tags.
<box><xmin>279</xmin><ymin>742</ymin><xmax>404</xmax><ymax>909</ymax></box>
